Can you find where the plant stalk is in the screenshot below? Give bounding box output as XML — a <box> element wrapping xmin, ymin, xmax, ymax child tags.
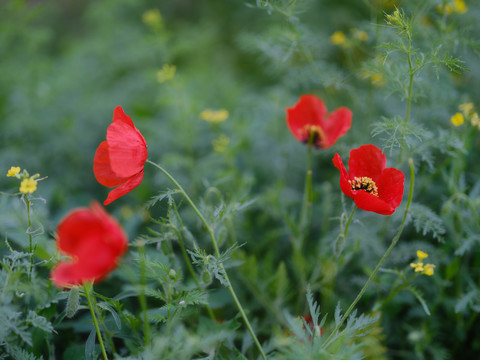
<box><xmin>83</xmin><ymin>283</ymin><xmax>109</xmax><ymax>360</ymax></box>
<box><xmin>146</xmin><ymin>159</ymin><xmax>267</xmax><ymax>360</ymax></box>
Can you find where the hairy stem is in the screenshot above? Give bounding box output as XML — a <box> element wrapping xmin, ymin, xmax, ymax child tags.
<box><xmin>146</xmin><ymin>159</ymin><xmax>267</xmax><ymax>360</ymax></box>
<box><xmin>83</xmin><ymin>283</ymin><xmax>109</xmax><ymax>360</ymax></box>
<box><xmin>24</xmin><ymin>197</ymin><xmax>33</xmax><ymax>276</ymax></box>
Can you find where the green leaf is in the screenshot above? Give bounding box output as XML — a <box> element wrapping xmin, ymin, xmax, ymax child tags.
<box><xmin>406</xmin><ymin>286</ymin><xmax>431</xmax><ymax>316</ymax></box>
<box><xmin>409</xmin><ymin>203</ymin><xmax>446</xmax><ymax>241</ymax></box>
<box><xmin>26</xmin><ymin>311</ymin><xmax>56</xmax><ymax>334</ymax></box>
<box><xmin>85</xmin><ymin>329</ymin><xmax>97</xmax><ymax>360</ymax></box>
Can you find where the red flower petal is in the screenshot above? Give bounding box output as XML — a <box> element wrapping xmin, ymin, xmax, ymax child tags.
<box><xmin>352</xmin><ymin>190</ymin><xmax>396</xmax><ymax>215</ymax></box>
<box><xmin>103</xmin><ymin>171</ymin><xmax>144</xmax><ymax>205</ymax></box>
<box><xmin>332</xmin><ymin>153</ymin><xmax>354</xmax><ymax>199</ymax></box>
<box><xmin>322</xmin><ymin>107</ymin><xmax>352</xmax><ymax>148</ymax></box>
<box><xmin>377</xmin><ymin>167</ymin><xmax>405</xmax><ymax>209</ymax></box>
<box><xmin>51</xmin><ymin>202</ymin><xmax>128</xmax><ymax>288</ymax></box>
<box><xmin>107</xmin><ymin>119</ymin><xmax>148</xmax><ymax>178</ymax></box>
<box><xmin>113</xmin><ymin>106</ymin><xmax>135</xmax><ymax>128</ymax></box>
<box><xmin>93</xmin><ymin>141</ymin><xmax>127</xmax><ymax>187</ymax></box>
<box><xmin>93</xmin><ymin>107</ymin><xmax>148</xmax><ymax>204</ymax></box>
<box><xmin>286</xmin><ymin>95</ymin><xmax>327</xmax><ymax>143</ymax></box>
<box><xmin>348</xmin><ymin>144</ymin><xmax>386</xmax><ymax>181</ymax></box>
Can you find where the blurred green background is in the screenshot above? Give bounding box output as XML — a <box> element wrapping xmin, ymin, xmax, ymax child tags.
<box><xmin>1</xmin><ymin>0</ymin><xmax>480</xmax><ymax>358</ymax></box>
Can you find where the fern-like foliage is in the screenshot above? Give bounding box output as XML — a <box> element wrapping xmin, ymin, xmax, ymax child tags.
<box><xmin>409</xmin><ymin>203</ymin><xmax>446</xmax><ymax>242</ymax></box>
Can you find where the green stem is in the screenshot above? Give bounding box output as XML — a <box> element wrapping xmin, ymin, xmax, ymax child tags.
<box><xmin>398</xmin><ymin>34</ymin><xmax>415</xmax><ymax>163</ymax></box>
<box><xmin>323</xmin><ymin>158</ymin><xmax>415</xmax><ymax>349</ymax></box>
<box><xmin>146</xmin><ymin>159</ymin><xmax>267</xmax><ymax>360</ymax></box>
<box><xmin>381</xmin><ymin>274</ymin><xmax>415</xmax><ymax>307</ymax></box>
<box><xmin>137</xmin><ymin>241</ymin><xmax>151</xmax><ymax>347</ymax></box>
<box><xmin>299</xmin><ymin>142</ymin><xmax>313</xmax><ymax>244</ymax></box>
<box><xmin>83</xmin><ymin>283</ymin><xmax>109</xmax><ymax>360</ymax></box>
<box><xmin>25</xmin><ymin>196</ymin><xmax>34</xmax><ymax>279</ymax></box>
<box><xmin>334</xmin><ymin>205</ymin><xmax>356</xmax><ymax>257</ymax></box>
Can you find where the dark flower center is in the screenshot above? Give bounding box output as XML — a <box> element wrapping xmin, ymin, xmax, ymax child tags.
<box><xmin>349</xmin><ymin>176</ymin><xmax>378</xmax><ymax>196</ymax></box>
<box><xmin>304</xmin><ymin>125</ymin><xmax>325</xmax><ymax>145</ymax></box>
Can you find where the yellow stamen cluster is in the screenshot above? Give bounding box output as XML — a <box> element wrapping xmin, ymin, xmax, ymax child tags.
<box><xmin>410</xmin><ymin>250</ymin><xmax>436</xmax><ymax>276</ymax></box>
<box><xmin>199</xmin><ymin>109</ymin><xmax>229</xmax><ymax>124</ymax></box>
<box><xmin>19</xmin><ymin>178</ymin><xmax>38</xmax><ymax>194</ymax></box>
<box><xmin>349</xmin><ymin>176</ymin><xmax>378</xmax><ymax>197</ymax></box>
<box><xmin>6</xmin><ymin>166</ymin><xmax>21</xmax><ymax>177</ymax></box>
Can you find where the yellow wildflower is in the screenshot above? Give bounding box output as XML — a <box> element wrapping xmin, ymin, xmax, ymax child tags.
<box><xmin>453</xmin><ymin>0</ymin><xmax>467</xmax><ymax>14</ymax></box>
<box><xmin>142</xmin><ymin>9</ymin><xmax>164</xmax><ymax>29</ymax></box>
<box><xmin>212</xmin><ymin>134</ymin><xmax>230</xmax><ymax>152</ymax></box>
<box><xmin>19</xmin><ymin>178</ymin><xmax>37</xmax><ymax>194</ymax></box>
<box><xmin>450</xmin><ymin>112</ymin><xmax>464</xmax><ymax>126</ymax></box>
<box><xmin>7</xmin><ymin>166</ymin><xmax>21</xmax><ymax>177</ymax></box>
<box><xmin>423</xmin><ymin>263</ymin><xmax>436</xmax><ymax>276</ymax></box>
<box><xmin>157</xmin><ymin>64</ymin><xmax>176</xmax><ymax>83</ymax></box>
<box><xmin>352</xmin><ymin>29</ymin><xmax>368</xmax><ymax>42</ymax></box>
<box><xmin>410</xmin><ymin>262</ymin><xmax>424</xmax><ymax>272</ymax></box>
<box><xmin>370</xmin><ymin>73</ymin><xmax>386</xmax><ymax>87</ymax></box>
<box><xmin>416</xmin><ymin>250</ymin><xmax>428</xmax><ymax>261</ymax></box>
<box><xmin>330</xmin><ymin>31</ymin><xmax>346</xmax><ymax>46</ymax></box>
<box><xmin>199</xmin><ymin>109</ymin><xmax>229</xmax><ymax>124</ymax></box>
<box><xmin>437</xmin><ymin>0</ymin><xmax>467</xmax><ymax>15</ymax></box>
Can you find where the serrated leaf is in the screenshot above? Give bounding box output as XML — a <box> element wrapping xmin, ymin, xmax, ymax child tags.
<box><xmin>26</xmin><ymin>311</ymin><xmax>56</xmax><ymax>334</ymax></box>
<box><xmin>455</xmin><ymin>289</ymin><xmax>480</xmax><ymax>314</ymax></box>
<box><xmin>409</xmin><ymin>203</ymin><xmax>446</xmax><ymax>241</ymax></box>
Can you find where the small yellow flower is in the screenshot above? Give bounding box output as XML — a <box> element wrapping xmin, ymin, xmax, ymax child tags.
<box><xmin>142</xmin><ymin>9</ymin><xmax>164</xmax><ymax>29</ymax></box>
<box><xmin>423</xmin><ymin>263</ymin><xmax>436</xmax><ymax>276</ymax></box>
<box><xmin>7</xmin><ymin>166</ymin><xmax>21</xmax><ymax>177</ymax></box>
<box><xmin>453</xmin><ymin>0</ymin><xmax>467</xmax><ymax>14</ymax></box>
<box><xmin>157</xmin><ymin>64</ymin><xmax>176</xmax><ymax>83</ymax></box>
<box><xmin>370</xmin><ymin>73</ymin><xmax>386</xmax><ymax>87</ymax></box>
<box><xmin>437</xmin><ymin>0</ymin><xmax>467</xmax><ymax>15</ymax></box>
<box><xmin>471</xmin><ymin>112</ymin><xmax>480</xmax><ymax>127</ymax></box>
<box><xmin>410</xmin><ymin>262</ymin><xmax>424</xmax><ymax>272</ymax></box>
<box><xmin>352</xmin><ymin>29</ymin><xmax>368</xmax><ymax>42</ymax></box>
<box><xmin>450</xmin><ymin>112</ymin><xmax>464</xmax><ymax>126</ymax></box>
<box><xmin>19</xmin><ymin>178</ymin><xmax>37</xmax><ymax>194</ymax></box>
<box><xmin>459</xmin><ymin>102</ymin><xmax>474</xmax><ymax>116</ymax></box>
<box><xmin>199</xmin><ymin>109</ymin><xmax>229</xmax><ymax>124</ymax></box>
<box><xmin>212</xmin><ymin>134</ymin><xmax>230</xmax><ymax>152</ymax></box>
<box><xmin>416</xmin><ymin>250</ymin><xmax>428</xmax><ymax>261</ymax></box>
<box><xmin>330</xmin><ymin>31</ymin><xmax>346</xmax><ymax>46</ymax></box>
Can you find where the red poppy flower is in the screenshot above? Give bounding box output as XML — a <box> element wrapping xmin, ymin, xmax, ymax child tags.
<box><xmin>94</xmin><ymin>106</ymin><xmax>148</xmax><ymax>205</ymax></box>
<box><xmin>286</xmin><ymin>95</ymin><xmax>352</xmax><ymax>149</ymax></box>
<box><xmin>51</xmin><ymin>202</ymin><xmax>128</xmax><ymax>288</ymax></box>
<box><xmin>332</xmin><ymin>144</ymin><xmax>405</xmax><ymax>215</ymax></box>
